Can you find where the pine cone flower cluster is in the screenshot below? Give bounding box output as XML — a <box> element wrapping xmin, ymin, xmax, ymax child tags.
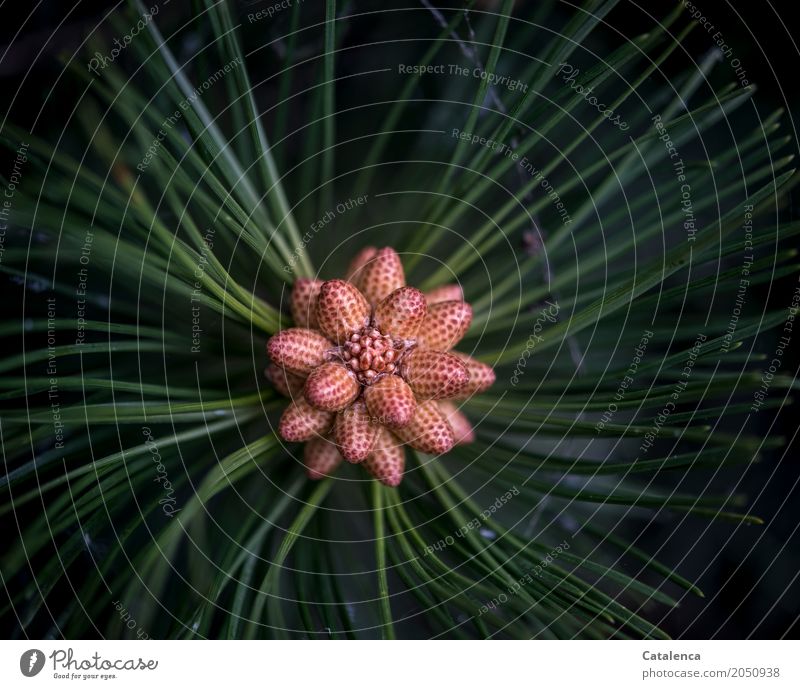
<box><xmin>266</xmin><ymin>247</ymin><xmax>495</xmax><ymax>486</ymax></box>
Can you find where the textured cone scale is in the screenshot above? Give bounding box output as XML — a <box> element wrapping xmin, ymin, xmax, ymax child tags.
<box><xmin>334</xmin><ymin>400</ymin><xmax>378</xmax><ymax>463</ymax></box>
<box><xmin>264</xmin><ymin>363</ymin><xmax>305</xmax><ymax>398</ymax></box>
<box><xmin>345</xmin><ymin>246</ymin><xmax>377</xmax><ymax>285</ymax></box>
<box><xmin>393</xmin><ymin>399</ymin><xmax>455</xmax><ymax>455</ymax></box>
<box><xmin>267</xmin><ymin>328</ymin><xmax>333</xmax><ymax>376</ymax></box>
<box><xmin>418</xmin><ymin>300</ymin><xmax>473</xmax><ymax>351</ymax></box>
<box><xmin>357</xmin><ymin>247</ymin><xmax>405</xmax><ymax>306</ymax></box>
<box><xmin>363</xmin><ymin>427</ymin><xmax>405</xmax><ymax>487</ymax></box>
<box><xmin>290</xmin><ymin>278</ymin><xmax>323</xmax><ymax>328</ymax></box>
<box><xmin>304</xmin><ymin>362</ymin><xmax>360</xmax><ymax>412</ymax></box>
<box><xmin>401</xmin><ymin>349</ymin><xmax>469</xmax><ymax>399</ymax></box>
<box><xmin>438</xmin><ymin>400</ymin><xmax>476</xmax><ymax>444</ymax></box>
<box><xmin>279</xmin><ymin>398</ymin><xmax>334</xmax><ymax>442</ymax></box>
<box><xmin>425</xmin><ymin>284</ymin><xmax>464</xmax><ymax>305</ymax></box>
<box><xmin>364</xmin><ymin>374</ymin><xmax>416</xmax><ymax>428</ymax></box>
<box><xmin>373</xmin><ymin>286</ymin><xmax>427</xmax><ymax>339</ymax></box>
<box><xmin>316</xmin><ymin>279</ymin><xmax>371</xmax><ymax>344</ymax></box>
<box><xmin>304</xmin><ymin>436</ymin><xmax>343</xmax><ymax>480</ymax></box>
<box><xmin>451</xmin><ymin>352</ymin><xmax>496</xmax><ymax>397</ymax></box>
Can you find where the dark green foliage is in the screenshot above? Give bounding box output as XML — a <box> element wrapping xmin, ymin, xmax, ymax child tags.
<box><xmin>1</xmin><ymin>0</ymin><xmax>796</xmax><ymax>638</ymax></box>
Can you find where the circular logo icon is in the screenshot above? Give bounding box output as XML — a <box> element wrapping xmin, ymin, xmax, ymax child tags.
<box><xmin>20</xmin><ymin>649</ymin><xmax>45</xmax><ymax>677</ymax></box>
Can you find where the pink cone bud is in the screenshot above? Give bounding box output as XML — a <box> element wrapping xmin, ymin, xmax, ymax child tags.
<box><xmin>393</xmin><ymin>400</ymin><xmax>455</xmax><ymax>455</ymax></box>
<box><xmin>401</xmin><ymin>349</ymin><xmax>469</xmax><ymax>399</ymax></box>
<box><xmin>358</xmin><ymin>246</ymin><xmax>406</xmax><ymax>306</ymax></box>
<box><xmin>267</xmin><ymin>328</ymin><xmax>333</xmax><ymax>375</ymax></box>
<box><xmin>373</xmin><ymin>286</ymin><xmax>427</xmax><ymax>339</ymax></box>
<box><xmin>364</xmin><ymin>374</ymin><xmax>416</xmax><ymax>428</ymax></box>
<box><xmin>290</xmin><ymin>278</ymin><xmax>323</xmax><ymax>328</ymax></box>
<box><xmin>316</xmin><ymin>279</ymin><xmax>371</xmax><ymax>344</ymax></box>
<box><xmin>417</xmin><ymin>300</ymin><xmax>472</xmax><ymax>351</ymax></box>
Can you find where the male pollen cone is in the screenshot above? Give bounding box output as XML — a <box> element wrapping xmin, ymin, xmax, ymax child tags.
<box><xmin>279</xmin><ymin>398</ymin><xmax>334</xmax><ymax>442</ymax></box>
<box><xmin>304</xmin><ymin>436</ymin><xmax>343</xmax><ymax>480</ymax></box>
<box><xmin>363</xmin><ymin>426</ymin><xmax>405</xmax><ymax>487</ymax></box>
<box><xmin>267</xmin><ymin>328</ymin><xmax>333</xmax><ymax>376</ymax></box>
<box><xmin>451</xmin><ymin>351</ymin><xmax>496</xmax><ymax>398</ymax></box>
<box><xmin>401</xmin><ymin>349</ymin><xmax>469</xmax><ymax>399</ymax></box>
<box><xmin>358</xmin><ymin>246</ymin><xmax>406</xmax><ymax>306</ymax></box>
<box><xmin>438</xmin><ymin>400</ymin><xmax>476</xmax><ymax>444</ymax></box>
<box><xmin>425</xmin><ymin>284</ymin><xmax>464</xmax><ymax>305</ymax></box>
<box><xmin>393</xmin><ymin>400</ymin><xmax>455</xmax><ymax>455</ymax></box>
<box><xmin>345</xmin><ymin>246</ymin><xmax>378</xmax><ymax>284</ymax></box>
<box><xmin>373</xmin><ymin>286</ymin><xmax>427</xmax><ymax>339</ymax></box>
<box><xmin>264</xmin><ymin>363</ymin><xmax>306</xmax><ymax>398</ymax></box>
<box><xmin>418</xmin><ymin>300</ymin><xmax>473</xmax><ymax>351</ymax></box>
<box><xmin>316</xmin><ymin>279</ymin><xmax>371</xmax><ymax>344</ymax></box>
<box><xmin>364</xmin><ymin>374</ymin><xmax>416</xmax><ymax>428</ymax></box>
<box><xmin>290</xmin><ymin>278</ymin><xmax>323</xmax><ymax>328</ymax></box>
<box><xmin>334</xmin><ymin>400</ymin><xmax>378</xmax><ymax>463</ymax></box>
<box><xmin>304</xmin><ymin>362</ymin><xmax>360</xmax><ymax>412</ymax></box>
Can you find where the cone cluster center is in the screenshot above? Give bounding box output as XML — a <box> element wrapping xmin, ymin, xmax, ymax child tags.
<box><xmin>333</xmin><ymin>325</ymin><xmax>412</xmax><ymax>385</ymax></box>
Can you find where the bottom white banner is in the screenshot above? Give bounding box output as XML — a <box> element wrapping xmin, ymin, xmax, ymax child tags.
<box><xmin>1</xmin><ymin>640</ymin><xmax>796</xmax><ymax>687</ymax></box>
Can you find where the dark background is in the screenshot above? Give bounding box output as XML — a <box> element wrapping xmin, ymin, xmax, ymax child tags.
<box><xmin>1</xmin><ymin>0</ymin><xmax>798</xmax><ymax>639</ymax></box>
